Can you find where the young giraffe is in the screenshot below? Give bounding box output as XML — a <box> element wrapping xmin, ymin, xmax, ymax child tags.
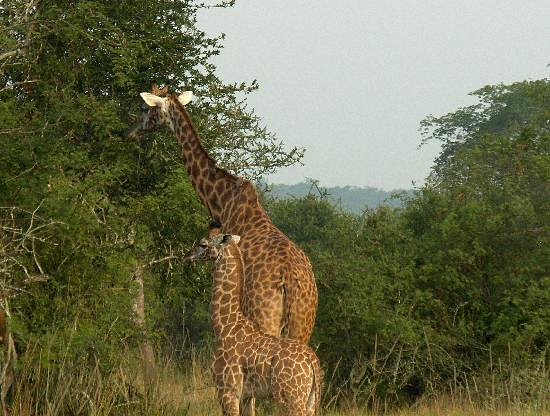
<box><xmin>185</xmin><ymin>225</ymin><xmax>322</xmax><ymax>416</ymax></box>
<box><xmin>128</xmin><ymin>85</ymin><xmax>317</xmax><ymax>343</ymax></box>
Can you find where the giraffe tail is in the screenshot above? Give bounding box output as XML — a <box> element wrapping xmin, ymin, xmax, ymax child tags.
<box><xmin>306</xmin><ymin>352</ymin><xmax>323</xmax><ymax>416</ymax></box>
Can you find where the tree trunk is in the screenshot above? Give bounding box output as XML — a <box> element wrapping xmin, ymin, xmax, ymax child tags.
<box><xmin>0</xmin><ymin>306</ymin><xmax>17</xmax><ymax>416</ymax></box>
<box><xmin>132</xmin><ymin>266</ymin><xmax>155</xmax><ymax>374</ymax></box>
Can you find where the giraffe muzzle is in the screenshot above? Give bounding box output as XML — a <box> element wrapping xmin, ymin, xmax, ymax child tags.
<box><xmin>127</xmin><ymin>122</ymin><xmax>142</xmax><ymax>140</ymax></box>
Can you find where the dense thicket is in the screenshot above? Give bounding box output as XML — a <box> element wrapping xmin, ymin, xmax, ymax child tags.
<box><xmin>0</xmin><ymin>0</ymin><xmax>301</xmax><ymax>366</ymax></box>
<box><xmin>268</xmin><ymin>79</ymin><xmax>550</xmax><ymax>405</ymax></box>
<box><xmin>1</xmin><ymin>0</ymin><xmax>548</xmax><ymax>411</ymax></box>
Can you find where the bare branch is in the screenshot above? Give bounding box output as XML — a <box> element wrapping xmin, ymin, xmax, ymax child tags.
<box><xmin>31</xmin><ymin>238</ymin><xmax>44</xmax><ymax>275</ymax></box>
<box><xmin>0</xmin><ymin>50</ymin><xmax>19</xmax><ymax>62</ymax></box>
<box><xmin>0</xmin><ymin>79</ymin><xmax>40</xmax><ymax>94</ymax></box>
<box><xmin>0</xmin><ymin>203</ymin><xmax>54</xmax><ymax>301</ymax></box>
<box><xmin>145</xmin><ymin>255</ymin><xmax>179</xmax><ymax>268</ymax></box>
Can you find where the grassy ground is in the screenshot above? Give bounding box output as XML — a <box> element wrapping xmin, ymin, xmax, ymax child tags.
<box><xmin>8</xmin><ymin>348</ymin><xmax>550</xmax><ymax>415</ymax></box>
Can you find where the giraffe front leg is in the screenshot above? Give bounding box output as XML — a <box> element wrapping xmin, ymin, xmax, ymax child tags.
<box><xmin>213</xmin><ymin>357</ymin><xmax>244</xmax><ymax>416</ymax></box>
<box><xmin>215</xmin><ymin>379</ymin><xmax>243</xmax><ymax>416</ymax></box>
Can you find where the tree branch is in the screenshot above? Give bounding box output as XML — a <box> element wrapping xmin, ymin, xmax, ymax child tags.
<box><xmin>0</xmin><ymin>50</ymin><xmax>19</xmax><ymax>62</ymax></box>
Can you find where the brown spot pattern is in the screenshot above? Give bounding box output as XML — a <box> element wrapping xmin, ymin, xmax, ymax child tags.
<box><xmin>199</xmin><ymin>236</ymin><xmax>322</xmax><ymax>416</ymax></box>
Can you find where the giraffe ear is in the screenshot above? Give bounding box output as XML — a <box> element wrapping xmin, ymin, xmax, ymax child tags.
<box><xmin>177</xmin><ymin>91</ymin><xmax>193</xmax><ymax>106</ymax></box>
<box><xmin>140</xmin><ymin>92</ymin><xmax>164</xmax><ymax>107</ymax></box>
<box><xmin>232</xmin><ymin>235</ymin><xmax>241</xmax><ymax>244</ymax></box>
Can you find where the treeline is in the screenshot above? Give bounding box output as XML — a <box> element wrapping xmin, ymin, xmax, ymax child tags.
<box><xmin>0</xmin><ymin>1</ymin><xmax>301</xmax><ymax>410</ymax></box>
<box><xmin>1</xmin><ymin>0</ymin><xmax>549</xmax><ymax>412</ymax></box>
<box><xmin>0</xmin><ymin>0</ymin><xmax>299</xmax><ymax>363</ymax></box>
<box><xmin>267</xmin><ymin>79</ymin><xmax>550</xmax><ymax>406</ymax></box>
<box><xmin>267</xmin><ymin>182</ymin><xmax>410</xmax><ymax>214</ymax></box>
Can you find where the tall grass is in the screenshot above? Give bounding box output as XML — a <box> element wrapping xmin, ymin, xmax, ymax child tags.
<box><xmin>6</xmin><ymin>345</ymin><xmax>550</xmax><ymax>415</ymax></box>
<box><xmin>11</xmin><ymin>346</ymin><xmax>218</xmax><ymax>416</ymax></box>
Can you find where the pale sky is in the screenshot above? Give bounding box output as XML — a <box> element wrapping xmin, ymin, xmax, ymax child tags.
<box><xmin>198</xmin><ymin>1</ymin><xmax>550</xmax><ymax>190</ymax></box>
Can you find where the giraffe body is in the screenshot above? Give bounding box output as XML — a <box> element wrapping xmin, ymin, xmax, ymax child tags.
<box><xmin>185</xmin><ymin>231</ymin><xmax>322</xmax><ymax>416</ymax></box>
<box><xmin>130</xmin><ymin>86</ymin><xmax>317</xmax><ymax>343</ymax></box>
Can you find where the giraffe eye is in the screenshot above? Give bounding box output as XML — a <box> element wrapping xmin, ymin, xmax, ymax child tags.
<box><xmin>141</xmin><ymin>106</ymin><xmax>150</xmax><ymax>113</ymax></box>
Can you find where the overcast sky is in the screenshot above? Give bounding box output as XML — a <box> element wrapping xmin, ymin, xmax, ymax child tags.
<box><xmin>198</xmin><ymin>1</ymin><xmax>550</xmax><ymax>190</ymax></box>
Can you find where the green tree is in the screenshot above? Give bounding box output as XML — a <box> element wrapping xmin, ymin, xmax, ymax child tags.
<box><xmin>268</xmin><ymin>79</ymin><xmax>549</xmax><ymax>405</ymax></box>
<box><xmin>0</xmin><ymin>0</ymin><xmax>302</xmax><ymax>366</ymax></box>
<box><xmin>421</xmin><ymin>79</ymin><xmax>549</xmax><ymax>182</ymax></box>
<box><xmin>268</xmin><ymin>195</ymin><xmax>426</xmax><ymax>403</ymax></box>
<box><xmin>410</xmin><ymin>79</ymin><xmax>550</xmax><ymax>357</ymax></box>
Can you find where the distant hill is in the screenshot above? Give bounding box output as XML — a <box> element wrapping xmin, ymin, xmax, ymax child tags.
<box><xmin>267</xmin><ymin>182</ymin><xmax>412</xmax><ymax>214</ymax></box>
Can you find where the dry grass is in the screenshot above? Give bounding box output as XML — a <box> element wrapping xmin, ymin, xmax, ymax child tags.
<box><xmin>10</xmin><ymin>347</ymin><xmax>219</xmax><ymax>416</ymax></box>
<box><xmin>6</xmin><ymin>347</ymin><xmax>550</xmax><ymax>416</ymax></box>
<box><xmin>325</xmin><ymin>399</ymin><xmax>549</xmax><ymax>416</ymax></box>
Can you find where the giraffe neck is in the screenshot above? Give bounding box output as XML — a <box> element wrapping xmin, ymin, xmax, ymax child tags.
<box><xmin>165</xmin><ymin>97</ymin><xmax>233</xmax><ymax>223</ymax></box>
<box><xmin>165</xmin><ymin>97</ymin><xmax>268</xmax><ymax>230</ymax></box>
<box><xmin>210</xmin><ymin>243</ymin><xmax>246</xmax><ymax>340</ymax></box>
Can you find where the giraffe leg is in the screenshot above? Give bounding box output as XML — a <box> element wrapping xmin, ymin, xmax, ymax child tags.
<box><xmin>213</xmin><ymin>357</ymin><xmax>244</xmax><ymax>416</ymax></box>
<box><xmin>285</xmin><ymin>277</ymin><xmax>317</xmax><ymax>344</ymax></box>
<box><xmin>219</xmin><ymin>392</ymin><xmax>240</xmax><ymax>416</ymax></box>
<box><xmin>241</xmin><ymin>396</ymin><xmax>255</xmax><ymax>416</ymax></box>
<box><xmin>273</xmin><ymin>395</ymin><xmax>308</xmax><ymax>416</ymax></box>
<box><xmin>271</xmin><ymin>354</ymin><xmax>316</xmax><ymax>416</ymax></box>
<box><xmin>274</xmin><ymin>394</ymin><xmax>310</xmax><ymax>416</ymax></box>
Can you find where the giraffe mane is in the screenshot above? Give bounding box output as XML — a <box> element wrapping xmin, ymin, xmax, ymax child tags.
<box><xmin>167</xmin><ymin>93</ymin><xmax>262</xmax><ymax>208</ymax></box>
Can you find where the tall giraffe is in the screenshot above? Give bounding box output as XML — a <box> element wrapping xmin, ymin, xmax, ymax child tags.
<box><xmin>184</xmin><ymin>226</ymin><xmax>322</xmax><ymax>416</ymax></box>
<box><xmin>128</xmin><ymin>85</ymin><xmax>318</xmax><ymax>344</ymax></box>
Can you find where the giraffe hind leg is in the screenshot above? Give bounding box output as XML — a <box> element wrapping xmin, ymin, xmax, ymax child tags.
<box><xmin>241</xmin><ymin>396</ymin><xmax>255</xmax><ymax>416</ymax></box>
<box><xmin>218</xmin><ymin>392</ymin><xmax>240</xmax><ymax>416</ymax></box>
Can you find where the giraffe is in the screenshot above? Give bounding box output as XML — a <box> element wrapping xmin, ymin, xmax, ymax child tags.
<box><xmin>184</xmin><ymin>225</ymin><xmax>322</xmax><ymax>416</ymax></box>
<box><xmin>128</xmin><ymin>85</ymin><xmax>317</xmax><ymax>343</ymax></box>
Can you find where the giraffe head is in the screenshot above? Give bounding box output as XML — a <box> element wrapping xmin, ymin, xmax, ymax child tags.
<box><xmin>128</xmin><ymin>83</ymin><xmax>193</xmax><ymax>138</ymax></box>
<box><xmin>184</xmin><ymin>231</ymin><xmax>241</xmax><ymax>263</ymax></box>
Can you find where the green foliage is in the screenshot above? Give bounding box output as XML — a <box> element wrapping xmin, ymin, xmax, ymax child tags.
<box><xmin>421</xmin><ymin>79</ymin><xmax>549</xmax><ymax>182</ymax></box>
<box><xmin>268</xmin><ymin>197</ymin><xmax>435</xmax><ymax>402</ymax></box>
<box><xmin>1</xmin><ymin>0</ymin><xmax>548</xmax><ymax>410</ymax></box>
<box><xmin>410</xmin><ymin>80</ymin><xmax>550</xmax><ymax>357</ymax></box>
<box><xmin>0</xmin><ymin>0</ymin><xmax>301</xmax><ymax>368</ymax></box>
<box><xmin>267</xmin><ymin>79</ymin><xmax>549</xmax><ymax>405</ymax></box>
